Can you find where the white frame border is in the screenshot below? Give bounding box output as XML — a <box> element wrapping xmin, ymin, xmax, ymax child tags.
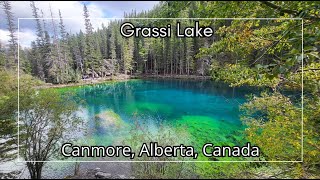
<box><xmin>17</xmin><ymin>17</ymin><xmax>304</xmax><ymax>163</ymax></box>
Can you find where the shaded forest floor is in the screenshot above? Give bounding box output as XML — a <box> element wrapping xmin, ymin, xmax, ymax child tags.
<box><xmin>36</xmin><ymin>74</ymin><xmax>212</xmax><ymax>89</ymax></box>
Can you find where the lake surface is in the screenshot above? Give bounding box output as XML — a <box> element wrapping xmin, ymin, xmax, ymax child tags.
<box><xmin>58</xmin><ymin>79</ymin><xmax>259</xmax><ymax>162</ymax></box>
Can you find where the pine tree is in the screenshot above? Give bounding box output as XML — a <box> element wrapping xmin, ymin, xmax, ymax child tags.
<box><xmin>116</xmin><ymin>20</ymin><xmax>123</xmax><ymax>73</ymax></box>
<box><xmin>1</xmin><ymin>1</ymin><xmax>17</xmax><ymax>69</ymax></box>
<box><xmin>83</xmin><ymin>4</ymin><xmax>102</xmax><ymax>78</ymax></box>
<box><xmin>29</xmin><ymin>1</ymin><xmax>45</xmax><ymax>80</ymax></box>
<box><xmin>123</xmin><ymin>37</ymin><xmax>134</xmax><ymax>75</ymax></box>
<box><xmin>99</xmin><ymin>24</ymin><xmax>109</xmax><ymax>59</ymax></box>
<box><xmin>42</xmin><ymin>31</ymin><xmax>54</xmax><ymax>81</ymax></box>
<box><xmin>69</xmin><ymin>34</ymin><xmax>83</xmax><ymax>79</ymax></box>
<box><xmin>19</xmin><ymin>46</ymin><xmax>31</xmax><ymax>74</ymax></box>
<box><xmin>78</xmin><ymin>30</ymin><xmax>86</xmax><ymax>69</ymax></box>
<box><xmin>58</xmin><ymin>9</ymin><xmax>73</xmax><ymax>83</ymax></box>
<box><xmin>93</xmin><ymin>32</ymin><xmax>103</xmax><ymax>76</ymax></box>
<box><xmin>110</xmin><ymin>23</ymin><xmax>117</xmax><ymax>75</ymax></box>
<box><xmin>29</xmin><ymin>41</ymin><xmax>43</xmax><ymax>78</ymax></box>
<box><xmin>83</xmin><ymin>4</ymin><xmax>93</xmax><ymax>77</ymax></box>
<box><xmin>180</xmin><ymin>38</ymin><xmax>186</xmax><ymax>75</ymax></box>
<box><xmin>47</xmin><ymin>5</ymin><xmax>62</xmax><ymax>83</ymax></box>
<box><xmin>0</xmin><ymin>42</ymin><xmax>6</xmax><ymax>68</ymax></box>
<box><xmin>186</xmin><ymin>38</ymin><xmax>194</xmax><ymax>75</ymax></box>
<box><xmin>164</xmin><ymin>37</ymin><xmax>171</xmax><ymax>75</ymax></box>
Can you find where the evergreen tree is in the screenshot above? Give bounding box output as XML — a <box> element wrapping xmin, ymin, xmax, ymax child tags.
<box><xmin>29</xmin><ymin>1</ymin><xmax>45</xmax><ymax>80</ymax></box>
<box><xmin>123</xmin><ymin>37</ymin><xmax>134</xmax><ymax>75</ymax></box>
<box><xmin>47</xmin><ymin>5</ymin><xmax>62</xmax><ymax>83</ymax></box>
<box><xmin>42</xmin><ymin>30</ymin><xmax>54</xmax><ymax>82</ymax></box>
<box><xmin>1</xmin><ymin>1</ymin><xmax>17</xmax><ymax>69</ymax></box>
<box><xmin>83</xmin><ymin>4</ymin><xmax>102</xmax><ymax>78</ymax></box>
<box><xmin>58</xmin><ymin>9</ymin><xmax>74</xmax><ymax>83</ymax></box>
<box><xmin>0</xmin><ymin>42</ymin><xmax>6</xmax><ymax>68</ymax></box>
<box><xmin>69</xmin><ymin>34</ymin><xmax>83</xmax><ymax>81</ymax></box>
<box><xmin>110</xmin><ymin>23</ymin><xmax>117</xmax><ymax>74</ymax></box>
<box><xmin>19</xmin><ymin>46</ymin><xmax>31</xmax><ymax>74</ymax></box>
<box><xmin>77</xmin><ymin>30</ymin><xmax>86</xmax><ymax>70</ymax></box>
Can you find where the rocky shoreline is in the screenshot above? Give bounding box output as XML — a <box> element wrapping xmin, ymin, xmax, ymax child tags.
<box><xmin>68</xmin><ymin>168</ymin><xmax>134</xmax><ymax>179</ymax></box>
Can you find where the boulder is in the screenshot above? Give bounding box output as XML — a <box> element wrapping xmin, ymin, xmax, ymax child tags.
<box><xmin>105</xmin><ymin>72</ymin><xmax>112</xmax><ymax>76</ymax></box>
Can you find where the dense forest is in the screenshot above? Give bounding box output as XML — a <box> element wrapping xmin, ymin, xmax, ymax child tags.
<box><xmin>0</xmin><ymin>1</ymin><xmax>319</xmax><ymax>179</ymax></box>
<box><xmin>1</xmin><ymin>1</ymin><xmax>319</xmax><ymax>84</ymax></box>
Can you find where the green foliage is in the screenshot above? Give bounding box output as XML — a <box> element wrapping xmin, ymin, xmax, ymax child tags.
<box><xmin>0</xmin><ymin>44</ymin><xmax>6</xmax><ymax>67</ymax></box>
<box><xmin>194</xmin><ymin>1</ymin><xmax>320</xmax><ymax>178</ymax></box>
<box><xmin>0</xmin><ymin>70</ymin><xmax>42</xmax><ymax>161</ymax></box>
<box><xmin>210</xmin><ymin>62</ymin><xmax>280</xmax><ymax>89</ymax></box>
<box><xmin>19</xmin><ymin>87</ymin><xmax>83</xmax><ymax>178</ymax></box>
<box><xmin>0</xmin><ymin>69</ymin><xmax>84</xmax><ymax>178</ymax></box>
<box><xmin>302</xmin><ymin>96</ymin><xmax>320</xmax><ymax>173</ymax></box>
<box><xmin>241</xmin><ymin>92</ymin><xmax>302</xmax><ymax>161</ymax></box>
<box><xmin>240</xmin><ymin>92</ymin><xmax>320</xmax><ymax>178</ymax></box>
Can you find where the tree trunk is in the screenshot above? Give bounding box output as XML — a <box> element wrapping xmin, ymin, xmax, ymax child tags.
<box><xmin>144</xmin><ymin>61</ymin><xmax>147</xmax><ymax>74</ymax></box>
<box><xmin>36</xmin><ymin>167</ymin><xmax>42</xmax><ymax>179</ymax></box>
<box><xmin>27</xmin><ymin>163</ymin><xmax>36</xmax><ymax>179</ymax></box>
<box><xmin>74</xmin><ymin>161</ymin><xmax>80</xmax><ymax>175</ymax></box>
<box><xmin>27</xmin><ymin>162</ymin><xmax>43</xmax><ymax>179</ymax></box>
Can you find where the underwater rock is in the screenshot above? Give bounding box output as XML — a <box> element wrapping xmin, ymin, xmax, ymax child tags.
<box><xmin>95</xmin><ymin>110</ymin><xmax>126</xmax><ymax>128</ymax></box>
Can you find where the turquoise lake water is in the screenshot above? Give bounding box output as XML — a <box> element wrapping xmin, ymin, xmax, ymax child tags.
<box><xmin>59</xmin><ymin>79</ymin><xmax>260</xmax><ymax>161</ymax></box>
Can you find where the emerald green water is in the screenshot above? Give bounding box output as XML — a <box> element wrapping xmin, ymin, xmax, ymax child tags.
<box><xmin>60</xmin><ymin>79</ymin><xmax>258</xmax><ymax>161</ymax></box>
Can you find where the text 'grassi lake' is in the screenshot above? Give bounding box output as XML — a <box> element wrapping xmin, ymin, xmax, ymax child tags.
<box><xmin>58</xmin><ymin>79</ymin><xmax>260</xmax><ymax>161</ymax></box>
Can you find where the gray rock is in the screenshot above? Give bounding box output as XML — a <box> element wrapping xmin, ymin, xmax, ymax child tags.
<box><xmin>118</xmin><ymin>175</ymin><xmax>126</xmax><ymax>179</ymax></box>
<box><xmin>95</xmin><ymin>172</ymin><xmax>112</xmax><ymax>179</ymax></box>
<box><xmin>112</xmin><ymin>174</ymin><xmax>129</xmax><ymax>179</ymax></box>
<box><xmin>95</xmin><ymin>168</ymin><xmax>101</xmax><ymax>172</ymax></box>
